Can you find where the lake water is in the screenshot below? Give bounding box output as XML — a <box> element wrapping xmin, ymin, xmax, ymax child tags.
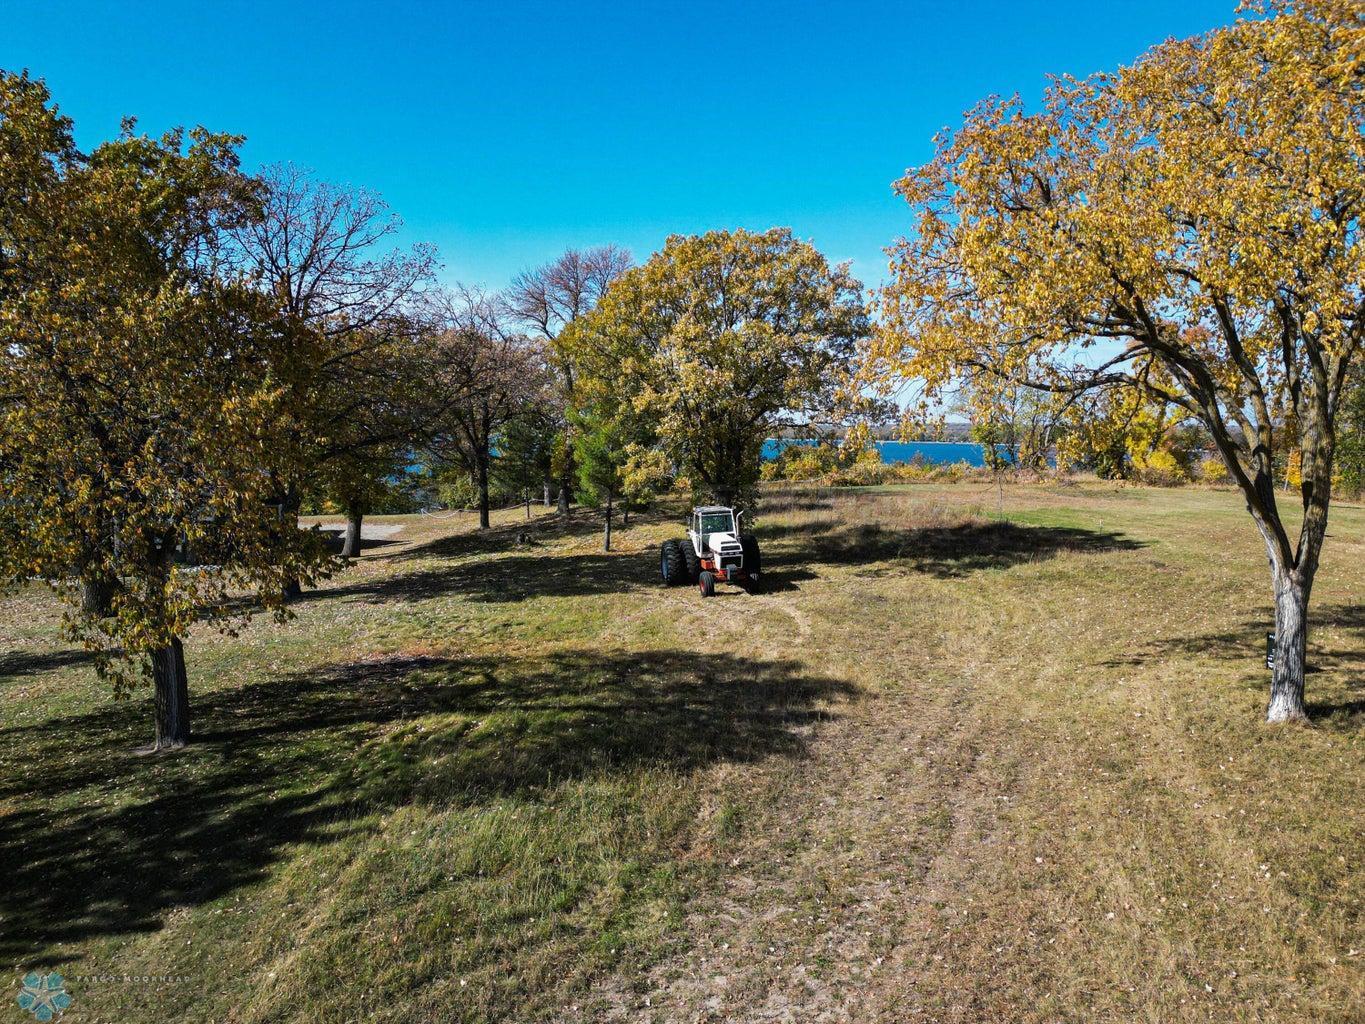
<box><xmin>761</xmin><ymin>438</ymin><xmax>1009</xmax><ymax>467</ymax></box>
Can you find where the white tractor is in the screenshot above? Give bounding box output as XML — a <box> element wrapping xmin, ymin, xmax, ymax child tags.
<box><xmin>659</xmin><ymin>506</ymin><xmax>761</xmax><ymax>596</ymax></box>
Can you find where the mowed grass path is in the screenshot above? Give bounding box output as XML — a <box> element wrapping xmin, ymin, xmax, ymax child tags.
<box><xmin>0</xmin><ymin>483</ymin><xmax>1361</xmax><ymax>1022</ymax></box>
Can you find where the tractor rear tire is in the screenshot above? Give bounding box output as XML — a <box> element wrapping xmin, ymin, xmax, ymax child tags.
<box><xmin>698</xmin><ymin>570</ymin><xmax>716</xmax><ymax>598</ymax></box>
<box><xmin>660</xmin><ymin>540</ymin><xmax>685</xmax><ymax>585</ymax></box>
<box><xmin>679</xmin><ymin>538</ymin><xmax>700</xmax><ymax>583</ymax></box>
<box><xmin>740</xmin><ymin>535</ymin><xmax>762</xmax><ymax>577</ymax></box>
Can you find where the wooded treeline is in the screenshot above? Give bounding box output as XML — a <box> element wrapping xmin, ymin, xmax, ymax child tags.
<box><xmin>0</xmin><ymin>73</ymin><xmax>872</xmax><ymax>747</ymax></box>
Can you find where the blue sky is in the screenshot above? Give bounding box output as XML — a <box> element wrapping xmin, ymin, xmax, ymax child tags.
<box><xmin>4</xmin><ymin>0</ymin><xmax>1237</xmax><ymax>292</ymax></box>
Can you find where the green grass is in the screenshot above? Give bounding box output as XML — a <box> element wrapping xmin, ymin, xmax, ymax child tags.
<box><xmin>1</xmin><ymin>484</ymin><xmax>1362</xmax><ymax>1022</ymax></box>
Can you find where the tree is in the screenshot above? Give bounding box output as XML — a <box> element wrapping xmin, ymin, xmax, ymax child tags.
<box><xmin>505</xmin><ymin>245</ymin><xmax>631</xmax><ymax>513</ymax></box>
<box><xmin>1054</xmin><ymin>388</ymin><xmax>1150</xmax><ymax>480</ymax></box>
<box><xmin>232</xmin><ymin>164</ymin><xmax>436</xmax><ymax>581</ymax></box>
<box><xmin>0</xmin><ymin>73</ymin><xmax>332</xmax><ymax>749</ymax></box>
<box><xmin>867</xmin><ymin>0</ymin><xmax>1362</xmax><ymax>721</ymax></box>
<box><xmin>1054</xmin><ymin>385</ymin><xmax>1203</xmax><ymax>483</ymax></box>
<box><xmin>573</xmin><ymin>412</ymin><xmax>628</xmax><ymax>551</ymax></box>
<box><xmin>570</xmin><ymin>382</ymin><xmax>667</xmax><ymax>551</ymax></box>
<box><xmin>494</xmin><ymin>405</ymin><xmax>559</xmax><ymax>510</ymax></box>
<box><xmin>306</xmin><ymin>322</ymin><xmax>435</xmax><ymax>557</ymax></box>
<box><xmin>955</xmin><ymin>375</ymin><xmax>1060</xmax><ymax>473</ymax></box>
<box><xmin>315</xmin><ymin>440</ymin><xmax>409</xmax><ymax>557</ymax></box>
<box><xmin>574</xmin><ymin>422</ymin><xmax>671</xmax><ymax>550</ymax></box>
<box><xmin>428</xmin><ymin>290</ymin><xmax>545</xmax><ymax>529</ymax></box>
<box><xmin>560</xmin><ymin>228</ymin><xmax>870</xmax><ymax>509</ymax></box>
<box><xmin>618</xmin><ymin>445</ymin><xmax>671</xmax><ymax>526</ymax></box>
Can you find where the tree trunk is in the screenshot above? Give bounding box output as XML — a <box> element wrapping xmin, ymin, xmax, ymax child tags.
<box><xmin>280</xmin><ymin>488</ymin><xmax>303</xmax><ymax>601</ymax></box>
<box><xmin>623</xmin><ymin>505</ymin><xmax>630</xmax><ymax>527</ymax></box>
<box><xmin>1267</xmin><ymin>565</ymin><xmax>1310</xmax><ymax>723</ymax></box>
<box><xmin>81</xmin><ymin>576</ymin><xmax>116</xmax><ymax>617</ymax></box>
<box><xmin>341</xmin><ymin>509</ymin><xmax>364</xmax><ymax>558</ymax></box>
<box><xmin>152</xmin><ymin>635</ymin><xmax>190</xmax><ymax>750</ymax></box>
<box><xmin>558</xmin><ymin>471</ymin><xmax>572</xmax><ymax>516</ymax></box>
<box><xmin>477</xmin><ymin>454</ymin><xmax>491</xmax><ymax>530</ymax></box>
<box><xmin>543</xmin><ymin>479</ymin><xmax>551</xmax><ymax>507</ymax></box>
<box><xmin>603</xmin><ymin>492</ymin><xmax>613</xmax><ymax>552</ymax></box>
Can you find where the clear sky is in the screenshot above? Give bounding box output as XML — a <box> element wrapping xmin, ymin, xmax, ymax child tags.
<box><xmin>4</xmin><ymin>0</ymin><xmax>1239</xmax><ymax>292</ymax></box>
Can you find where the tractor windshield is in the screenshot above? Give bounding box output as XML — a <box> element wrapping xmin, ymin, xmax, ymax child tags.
<box><xmin>699</xmin><ymin>512</ymin><xmax>734</xmax><ymax>537</ymax></box>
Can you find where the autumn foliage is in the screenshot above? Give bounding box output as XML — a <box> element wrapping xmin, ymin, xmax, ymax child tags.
<box><xmin>868</xmin><ymin>0</ymin><xmax>1363</xmax><ymax>720</ymax></box>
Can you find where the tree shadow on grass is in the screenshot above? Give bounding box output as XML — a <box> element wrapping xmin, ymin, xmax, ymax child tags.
<box><xmin>388</xmin><ymin>506</ymin><xmax>678</xmax><ymax>565</ymax></box>
<box><xmin>782</xmin><ymin>520</ymin><xmax>1147</xmax><ymax>579</ymax></box>
<box><xmin>758</xmin><ymin>490</ymin><xmax>838</xmax><ymax>516</ymax></box>
<box><xmin>310</xmin><ymin>518</ymin><xmax>1144</xmax><ymax>607</ymax></box>
<box><xmin>0</xmin><ymin>647</ymin><xmax>94</xmax><ymax>680</ymax></box>
<box><xmin>305</xmin><ymin>550</ymin><xmax>661</xmax><ymax>605</ymax></box>
<box><xmin>0</xmin><ymin>648</ymin><xmax>851</xmax><ymax>965</ymax></box>
<box><xmin>752</xmin><ymin>568</ymin><xmax>819</xmax><ymax>593</ymax></box>
<box><xmin>314</xmin><ymin>529</ymin><xmax>401</xmax><ymax>555</ymax></box>
<box><xmin>1099</xmin><ymin>603</ymin><xmax>1365</xmax><ymax>726</ymax></box>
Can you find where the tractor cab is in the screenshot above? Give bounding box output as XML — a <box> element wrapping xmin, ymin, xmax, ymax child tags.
<box><xmin>692</xmin><ymin>507</ymin><xmax>737</xmax><ymax>551</ymax></box>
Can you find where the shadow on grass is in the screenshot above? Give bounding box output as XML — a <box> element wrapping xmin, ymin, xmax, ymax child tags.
<box><xmin>308</xmin><ymin>550</ymin><xmax>659</xmax><ymax>604</ymax></box>
<box><xmin>780</xmin><ymin>520</ymin><xmax>1147</xmax><ymax>579</ymax></box>
<box><xmin>0</xmin><ymin>647</ymin><xmax>94</xmax><ymax>679</ymax></box>
<box><xmin>389</xmin><ymin>506</ymin><xmax>677</xmax><ymax>565</ymax></box>
<box><xmin>314</xmin><ymin>530</ymin><xmax>401</xmax><ymax>555</ymax></box>
<box><xmin>0</xmin><ymin>648</ymin><xmax>851</xmax><ymax>964</ymax></box>
<box><xmin>1100</xmin><ymin>603</ymin><xmax>1365</xmax><ymax>725</ymax></box>
<box><xmin>313</xmin><ymin>518</ymin><xmax>1143</xmax><ymax>606</ymax></box>
<box><xmin>758</xmin><ymin>489</ymin><xmax>838</xmax><ymax>516</ymax></box>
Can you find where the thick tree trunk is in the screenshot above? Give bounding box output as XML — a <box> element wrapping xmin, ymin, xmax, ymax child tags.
<box><xmin>341</xmin><ymin>510</ymin><xmax>363</xmax><ymax>558</ymax></box>
<box><xmin>1267</xmin><ymin>566</ymin><xmax>1310</xmax><ymax>723</ymax></box>
<box><xmin>603</xmin><ymin>492</ymin><xmax>613</xmax><ymax>552</ymax></box>
<box><xmin>557</xmin><ymin>471</ymin><xmax>572</xmax><ymax>516</ymax></box>
<box><xmin>477</xmin><ymin>455</ymin><xmax>491</xmax><ymax>530</ymax></box>
<box><xmin>543</xmin><ymin>479</ymin><xmax>551</xmax><ymax>507</ymax></box>
<box><xmin>81</xmin><ymin>576</ymin><xmax>116</xmax><ymax>617</ymax></box>
<box><xmin>152</xmin><ymin>635</ymin><xmax>190</xmax><ymax>750</ymax></box>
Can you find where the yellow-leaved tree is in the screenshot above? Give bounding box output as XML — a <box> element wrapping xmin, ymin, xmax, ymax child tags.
<box><xmin>0</xmin><ymin>73</ymin><xmax>334</xmax><ymax>749</ymax></box>
<box><xmin>865</xmin><ymin>1</ymin><xmax>1362</xmax><ymax>722</ymax></box>
<box><xmin>560</xmin><ymin>228</ymin><xmax>870</xmax><ymax>509</ymax></box>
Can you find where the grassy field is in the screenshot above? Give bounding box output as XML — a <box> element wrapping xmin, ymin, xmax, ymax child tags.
<box><xmin>1</xmin><ymin>481</ymin><xmax>1362</xmax><ymax>1023</ymax></box>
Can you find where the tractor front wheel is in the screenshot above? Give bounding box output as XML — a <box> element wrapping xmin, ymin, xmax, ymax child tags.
<box><xmin>660</xmin><ymin>540</ymin><xmax>685</xmax><ymax>585</ymax></box>
<box><xmin>698</xmin><ymin>570</ymin><xmax>716</xmax><ymax>598</ymax></box>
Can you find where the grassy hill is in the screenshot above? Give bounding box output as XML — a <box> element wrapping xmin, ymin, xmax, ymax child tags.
<box><xmin>2</xmin><ymin>482</ymin><xmax>1362</xmax><ymax>1022</ymax></box>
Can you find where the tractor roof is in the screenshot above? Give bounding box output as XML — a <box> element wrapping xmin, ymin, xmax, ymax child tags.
<box><xmin>694</xmin><ymin>505</ymin><xmax>734</xmax><ymax>514</ymax></box>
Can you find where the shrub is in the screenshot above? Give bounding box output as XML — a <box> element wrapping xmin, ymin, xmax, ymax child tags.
<box><xmin>1198</xmin><ymin>456</ymin><xmax>1230</xmax><ymax>484</ymax></box>
<box><xmin>763</xmin><ymin>443</ymin><xmax>841</xmax><ymax>482</ymax></box>
<box><xmin>1131</xmin><ymin>449</ymin><xmax>1188</xmax><ymax>486</ymax></box>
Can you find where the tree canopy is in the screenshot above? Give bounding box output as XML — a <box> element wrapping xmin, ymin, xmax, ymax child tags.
<box><xmin>561</xmin><ymin>227</ymin><xmax>869</xmax><ymax>507</ymax></box>
<box><xmin>866</xmin><ymin>0</ymin><xmax>1363</xmax><ymax>720</ymax></box>
<box><xmin>0</xmin><ymin>72</ymin><xmax>334</xmax><ymax>746</ymax></box>
<box><xmin>234</xmin><ymin>163</ymin><xmax>437</xmax><ymax>561</ymax></box>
